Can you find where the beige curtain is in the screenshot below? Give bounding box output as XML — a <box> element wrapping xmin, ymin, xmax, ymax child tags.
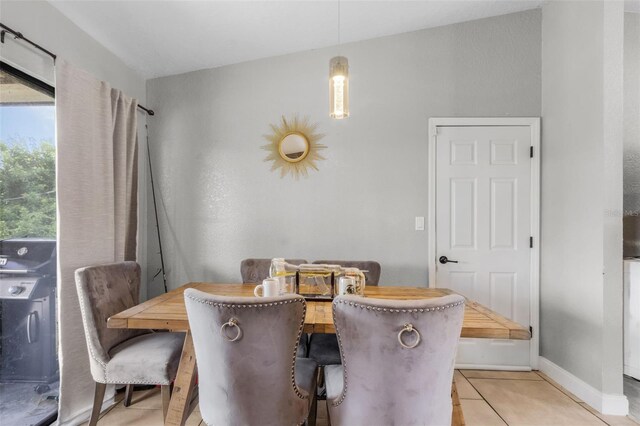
<box><xmin>55</xmin><ymin>59</ymin><xmax>138</xmax><ymax>425</ymax></box>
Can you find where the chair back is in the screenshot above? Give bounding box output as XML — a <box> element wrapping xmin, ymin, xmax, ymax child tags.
<box><xmin>185</xmin><ymin>289</ymin><xmax>310</xmax><ymax>426</ymax></box>
<box><xmin>329</xmin><ymin>294</ymin><xmax>465</xmax><ymax>425</ymax></box>
<box><xmin>312</xmin><ymin>260</ymin><xmax>381</xmax><ymax>285</ymax></box>
<box><xmin>75</xmin><ymin>261</ymin><xmax>147</xmax><ymax>382</ymax></box>
<box><xmin>240</xmin><ymin>258</ymin><xmax>307</xmax><ymax>283</ymax></box>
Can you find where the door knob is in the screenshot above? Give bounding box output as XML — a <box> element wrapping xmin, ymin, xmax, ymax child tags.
<box><xmin>439</xmin><ymin>256</ymin><xmax>459</xmax><ymax>264</ymax></box>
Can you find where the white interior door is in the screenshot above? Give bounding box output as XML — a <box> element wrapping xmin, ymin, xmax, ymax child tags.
<box><xmin>434</xmin><ymin>124</ymin><xmax>535</xmax><ymax>369</ymax></box>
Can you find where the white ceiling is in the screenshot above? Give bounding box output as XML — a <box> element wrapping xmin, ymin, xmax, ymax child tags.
<box><xmin>49</xmin><ymin>0</ymin><xmax>637</xmax><ymax>80</ymax></box>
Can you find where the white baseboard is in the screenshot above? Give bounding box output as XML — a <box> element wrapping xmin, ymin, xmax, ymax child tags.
<box><xmin>538</xmin><ymin>357</ymin><xmax>629</xmax><ymax>416</ymax></box>
<box><xmin>455</xmin><ymin>363</ymin><xmax>531</xmax><ymax>371</ymax></box>
<box><xmin>624</xmin><ymin>364</ymin><xmax>640</xmax><ymax>380</ymax></box>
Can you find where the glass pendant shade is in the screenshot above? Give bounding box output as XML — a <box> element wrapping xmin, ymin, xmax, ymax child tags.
<box><xmin>329</xmin><ymin>56</ymin><xmax>349</xmax><ymax>119</ymax></box>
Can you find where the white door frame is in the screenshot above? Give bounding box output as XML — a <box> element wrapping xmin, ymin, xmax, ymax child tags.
<box><xmin>427</xmin><ymin>117</ymin><xmax>541</xmax><ymax>369</ymax></box>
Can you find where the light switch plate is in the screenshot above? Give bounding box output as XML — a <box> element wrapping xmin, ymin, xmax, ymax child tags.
<box><xmin>415</xmin><ymin>216</ymin><xmax>425</xmax><ymax>231</ymax></box>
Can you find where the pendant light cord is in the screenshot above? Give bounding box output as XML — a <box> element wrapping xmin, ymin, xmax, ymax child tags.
<box><xmin>337</xmin><ymin>0</ymin><xmax>341</xmax><ymax>46</ymax></box>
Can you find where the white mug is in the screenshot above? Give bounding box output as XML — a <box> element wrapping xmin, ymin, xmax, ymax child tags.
<box><xmin>254</xmin><ymin>278</ymin><xmax>280</xmax><ymax>297</ymax></box>
<box><xmin>337</xmin><ymin>277</ymin><xmax>357</xmax><ymax>296</ymax></box>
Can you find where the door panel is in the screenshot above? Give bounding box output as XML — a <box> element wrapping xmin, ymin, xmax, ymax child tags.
<box><xmin>450</xmin><ymin>178</ymin><xmax>477</xmax><ymax>249</ymax></box>
<box><xmin>435</xmin><ymin>125</ymin><xmax>531</xmax><ymax>368</ymax></box>
<box><xmin>491</xmin><ymin>179</ymin><xmax>517</xmax><ymax>249</ymax></box>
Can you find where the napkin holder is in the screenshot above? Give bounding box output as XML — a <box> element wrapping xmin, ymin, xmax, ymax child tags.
<box><xmin>270</xmin><ymin>258</ymin><xmax>365</xmax><ymax>301</ymax></box>
<box><xmin>294</xmin><ymin>270</ymin><xmax>335</xmax><ymax>301</ymax></box>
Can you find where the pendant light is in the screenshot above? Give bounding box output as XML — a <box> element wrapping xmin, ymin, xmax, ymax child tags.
<box><xmin>330</xmin><ymin>0</ymin><xmax>349</xmax><ymax>119</ymax></box>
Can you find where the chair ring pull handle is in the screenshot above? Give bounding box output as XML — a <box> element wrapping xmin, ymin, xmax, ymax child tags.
<box><xmin>398</xmin><ymin>323</ymin><xmax>421</xmax><ymax>349</ymax></box>
<box><xmin>220</xmin><ymin>318</ymin><xmax>242</xmax><ymax>342</ymax></box>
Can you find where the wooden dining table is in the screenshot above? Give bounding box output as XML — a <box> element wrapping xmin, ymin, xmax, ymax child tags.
<box><xmin>108</xmin><ymin>283</ymin><xmax>531</xmax><ymax>426</ymax></box>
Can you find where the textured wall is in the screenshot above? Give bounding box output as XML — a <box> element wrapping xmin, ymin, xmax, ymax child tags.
<box><xmin>145</xmin><ymin>9</ymin><xmax>542</xmax><ymax>296</ymax></box>
<box><xmin>624</xmin><ymin>12</ymin><xmax>640</xmax><ymax>257</ymax></box>
<box><xmin>540</xmin><ymin>0</ymin><xmax>625</xmax><ymax>399</ymax></box>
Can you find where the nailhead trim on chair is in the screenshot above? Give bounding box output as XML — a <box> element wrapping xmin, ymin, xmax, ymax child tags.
<box><xmin>76</xmin><ymin>282</ymin><xmax>109</xmax><ymax>379</ymax></box>
<box><xmin>77</xmin><ymin>270</ymin><xmax>173</xmax><ymax>385</ymax></box>
<box><xmin>185</xmin><ymin>295</ymin><xmax>309</xmax><ymax>402</ymax></box>
<box><xmin>101</xmin><ymin>378</ymin><xmax>172</xmax><ymax>385</ymax></box>
<box><xmin>329</xmin><ymin>299</ymin><xmax>465</xmax><ymax>407</ymax></box>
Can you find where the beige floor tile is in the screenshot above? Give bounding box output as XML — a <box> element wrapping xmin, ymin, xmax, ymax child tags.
<box><xmin>579</xmin><ymin>402</ymin><xmax>640</xmax><ymax>426</ymax></box>
<box><xmin>102</xmin><ymin>400</ymin><xmax>122</xmax><ymax>418</ymax></box>
<box><xmin>535</xmin><ymin>371</ymin><xmax>583</xmax><ymax>403</ymax></box>
<box><xmin>469</xmin><ymin>378</ymin><xmax>605</xmax><ymax>425</ymax></box>
<box><xmin>461</xmin><ymin>370</ymin><xmax>543</xmax><ymax>381</ymax></box>
<box><xmin>126</xmin><ymin>387</ymin><xmax>163</xmax><ymax>410</ymax></box>
<box><xmin>186</xmin><ymin>404</ymin><xmax>203</xmax><ymax>426</ymax></box>
<box><xmin>78</xmin><ymin>400</ymin><xmax>123</xmax><ymax>426</ymax></box>
<box><xmin>455</xmin><ymin>370</ymin><xmax>483</xmax><ymax>400</ymax></box>
<box><xmin>95</xmin><ymin>392</ymin><xmax>201</xmax><ymax>426</ymax></box>
<box><xmin>82</xmin><ymin>370</ymin><xmax>636</xmax><ymax>426</ymax></box>
<box><xmin>97</xmin><ymin>406</ymin><xmax>165</xmax><ymax>425</ymax></box>
<box><xmin>461</xmin><ymin>399</ymin><xmax>507</xmax><ymax>426</ymax></box>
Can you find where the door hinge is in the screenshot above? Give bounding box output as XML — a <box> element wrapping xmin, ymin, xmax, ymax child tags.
<box><xmin>529</xmin><ymin>236</ymin><xmax>533</xmax><ymax>248</ymax></box>
<box><xmin>529</xmin><ymin>326</ymin><xmax>533</xmax><ymax>337</ymax></box>
<box><xmin>530</xmin><ymin>146</ymin><xmax>534</xmax><ymax>158</ymax></box>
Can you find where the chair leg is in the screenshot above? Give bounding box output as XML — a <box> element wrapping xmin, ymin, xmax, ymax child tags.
<box><xmin>317</xmin><ymin>366</ymin><xmax>325</xmax><ymax>388</ymax></box>
<box><xmin>307</xmin><ymin>397</ymin><xmax>318</xmax><ymax>426</ymax></box>
<box><xmin>317</xmin><ymin>366</ymin><xmax>326</xmax><ymax>400</ymax></box>
<box><xmin>307</xmin><ymin>376</ymin><xmax>318</xmax><ymax>426</ymax></box>
<box><xmin>123</xmin><ymin>384</ymin><xmax>134</xmax><ymax>407</ymax></box>
<box><xmin>161</xmin><ymin>385</ymin><xmax>172</xmax><ymax>421</ymax></box>
<box><xmin>88</xmin><ymin>382</ymin><xmax>107</xmax><ymax>426</ymax></box>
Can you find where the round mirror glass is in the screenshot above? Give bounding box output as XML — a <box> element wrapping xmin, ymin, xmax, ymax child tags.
<box><xmin>279</xmin><ymin>133</ymin><xmax>310</xmax><ymax>162</ymax></box>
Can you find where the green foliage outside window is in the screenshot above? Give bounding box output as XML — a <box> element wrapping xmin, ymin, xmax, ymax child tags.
<box><xmin>0</xmin><ymin>138</ymin><xmax>56</xmax><ymax>239</ymax></box>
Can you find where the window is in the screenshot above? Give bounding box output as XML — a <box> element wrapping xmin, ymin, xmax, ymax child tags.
<box><xmin>0</xmin><ymin>61</ymin><xmax>58</xmax><ymax>426</ymax></box>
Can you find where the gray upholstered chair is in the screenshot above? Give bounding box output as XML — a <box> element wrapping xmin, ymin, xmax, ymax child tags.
<box><xmin>308</xmin><ymin>261</ymin><xmax>381</xmax><ymax>367</ymax></box>
<box><xmin>240</xmin><ymin>258</ymin><xmax>309</xmax><ymax>357</ymax></box>
<box><xmin>240</xmin><ymin>258</ymin><xmax>308</xmax><ymax>283</ymax></box>
<box><xmin>325</xmin><ymin>294</ymin><xmax>465</xmax><ymax>425</ymax></box>
<box><xmin>184</xmin><ymin>289</ymin><xmax>318</xmax><ymax>426</ymax></box>
<box><xmin>75</xmin><ymin>262</ymin><xmax>184</xmax><ymax>425</ymax></box>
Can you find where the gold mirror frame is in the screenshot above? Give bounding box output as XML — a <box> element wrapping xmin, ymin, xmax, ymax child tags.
<box><xmin>262</xmin><ymin>115</ymin><xmax>326</xmax><ymax>179</ymax></box>
<box><xmin>278</xmin><ymin>132</ymin><xmax>310</xmax><ymax>163</ymax></box>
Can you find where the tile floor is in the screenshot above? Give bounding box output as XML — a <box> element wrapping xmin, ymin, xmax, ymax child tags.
<box><xmin>0</xmin><ymin>381</ymin><xmax>58</xmax><ymax>426</ymax></box>
<box><xmin>87</xmin><ymin>370</ymin><xmax>640</xmax><ymax>426</ymax></box>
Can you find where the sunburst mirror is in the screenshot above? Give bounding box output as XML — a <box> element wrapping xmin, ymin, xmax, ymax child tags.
<box><xmin>262</xmin><ymin>115</ymin><xmax>326</xmax><ymax>179</ymax></box>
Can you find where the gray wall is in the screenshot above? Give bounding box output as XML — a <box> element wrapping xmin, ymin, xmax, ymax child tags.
<box><xmin>624</xmin><ymin>12</ymin><xmax>640</xmax><ymax>257</ymax></box>
<box><xmin>146</xmin><ymin>9</ymin><xmax>541</xmax><ymax>296</ymax></box>
<box><xmin>540</xmin><ymin>0</ymin><xmax>624</xmax><ymax>396</ymax></box>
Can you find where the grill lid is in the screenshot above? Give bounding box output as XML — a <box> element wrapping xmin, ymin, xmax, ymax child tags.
<box><xmin>0</xmin><ymin>238</ymin><xmax>56</xmax><ymax>276</ymax></box>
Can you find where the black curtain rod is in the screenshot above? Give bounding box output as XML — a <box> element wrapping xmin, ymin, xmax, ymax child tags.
<box><xmin>0</xmin><ymin>22</ymin><xmax>155</xmax><ymax>116</ymax></box>
<box><xmin>0</xmin><ymin>23</ymin><xmax>56</xmax><ymax>61</ymax></box>
<box><xmin>138</xmin><ymin>105</ymin><xmax>155</xmax><ymax>116</ymax></box>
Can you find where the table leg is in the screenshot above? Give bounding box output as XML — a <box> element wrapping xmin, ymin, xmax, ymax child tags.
<box><xmin>165</xmin><ymin>331</ymin><xmax>198</xmax><ymax>426</ymax></box>
<box><xmin>451</xmin><ymin>381</ymin><xmax>465</xmax><ymax>426</ymax></box>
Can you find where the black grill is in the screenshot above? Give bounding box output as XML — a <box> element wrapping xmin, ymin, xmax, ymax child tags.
<box><xmin>0</xmin><ymin>238</ymin><xmax>58</xmax><ymax>383</ymax></box>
